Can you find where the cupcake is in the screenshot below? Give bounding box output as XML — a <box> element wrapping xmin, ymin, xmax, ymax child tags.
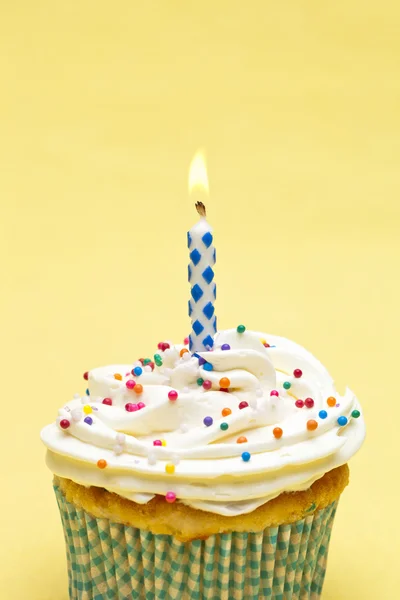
<box><xmin>41</xmin><ymin>327</ymin><xmax>365</xmax><ymax>599</ymax></box>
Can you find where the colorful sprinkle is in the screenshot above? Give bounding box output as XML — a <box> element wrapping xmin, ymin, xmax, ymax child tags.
<box><xmin>134</xmin><ymin>384</ymin><xmax>143</xmax><ymax>394</ymax></box>
<box><xmin>133</xmin><ymin>366</ymin><xmax>143</xmax><ymax>377</ymax></box>
<box><xmin>222</xmin><ymin>408</ymin><xmax>232</xmax><ymax>417</ymax></box>
<box><xmin>293</xmin><ymin>369</ymin><xmax>303</xmax><ymax>378</ymax></box>
<box><xmin>83</xmin><ymin>371</ymin><xmax>89</xmax><ymax>380</ymax></box>
<box><xmin>158</xmin><ymin>342</ymin><xmax>170</xmax><ymax>351</ymax></box>
<box><xmin>319</xmin><ymin>410</ymin><xmax>328</xmax><ymax>419</ymax></box>
<box><xmin>202</xmin><ymin>380</ymin><xmax>212</xmax><ymax>390</ymax></box>
<box><xmin>203</xmin><ymin>416</ymin><xmax>213</xmax><ymax>427</ymax></box>
<box><xmin>270</xmin><ymin>390</ymin><xmax>279</xmax><ymax>397</ymax></box>
<box><xmin>197</xmin><ymin>377</ymin><xmax>204</xmax><ymax>386</ymax></box>
<box><xmin>85</xmin><ymin>388</ymin><xmax>90</xmax><ymax>396</ymax></box>
<box><xmin>114</xmin><ymin>373</ymin><xmax>122</xmax><ymax>381</ymax></box>
<box><xmin>165</xmin><ymin>491</ymin><xmax>176</xmax><ymax>503</ymax></box>
<box><xmin>221</xmin><ymin>344</ymin><xmax>231</xmax><ymax>350</ymax></box>
<box><xmin>273</xmin><ymin>427</ymin><xmax>283</xmax><ymax>439</ymax></box>
<box><xmin>307</xmin><ymin>419</ymin><xmax>318</xmax><ymax>431</ymax></box>
<box><xmin>219</xmin><ymin>377</ymin><xmax>231</xmax><ymax>388</ymax></box>
<box><xmin>184</xmin><ymin>337</ymin><xmax>190</xmax><ymax>345</ymax></box>
<box><xmin>180</xmin><ymin>348</ymin><xmax>189</xmax><ymax>358</ymax></box>
<box><xmin>59</xmin><ymin>419</ymin><xmax>70</xmax><ymax>430</ymax></box>
<box><xmin>327</xmin><ymin>396</ymin><xmax>336</xmax><ymax>407</ymax></box>
<box><xmin>203</xmin><ymin>363</ymin><xmax>213</xmax><ymax>372</ymax></box>
<box><xmin>137</xmin><ymin>402</ymin><xmax>146</xmax><ymax>410</ymax></box>
<box><xmin>165</xmin><ymin>463</ymin><xmax>175</xmax><ymax>474</ymax></box>
<box><xmin>198</xmin><ymin>357</ymin><xmax>206</xmax><ymax>366</ymax></box>
<box><xmin>220</xmin><ymin>422</ymin><xmax>229</xmax><ymax>431</ymax></box>
<box><xmin>337</xmin><ymin>416</ymin><xmax>348</xmax><ymax>426</ymax></box>
<box><xmin>97</xmin><ymin>459</ymin><xmax>107</xmax><ymax>469</ymax></box>
<box><xmin>161</xmin><ymin>440</ymin><xmax>167</xmax><ymax>446</ymax></box>
<box><xmin>154</xmin><ymin>354</ymin><xmax>163</xmax><ymax>367</ymax></box>
<box><xmin>239</xmin><ymin>401</ymin><xmax>249</xmax><ymax>409</ymax></box>
<box><xmin>102</xmin><ymin>398</ymin><xmax>112</xmax><ymax>406</ymax></box>
<box><xmin>168</xmin><ymin>390</ymin><xmax>178</xmax><ymax>401</ymax></box>
<box><xmin>237</xmin><ymin>436</ymin><xmax>247</xmax><ymax>443</ymax></box>
<box><xmin>295</xmin><ymin>399</ymin><xmax>304</xmax><ymax>408</ymax></box>
<box><xmin>237</xmin><ymin>324</ymin><xmax>246</xmax><ymax>334</ymax></box>
<box><xmin>352</xmin><ymin>410</ymin><xmax>361</xmax><ymax>419</ymax></box>
<box><xmin>84</xmin><ymin>416</ymin><xmax>93</xmax><ymax>425</ymax></box>
<box><xmin>125</xmin><ymin>403</ymin><xmax>138</xmax><ymax>412</ymax></box>
<box><xmin>83</xmin><ymin>405</ymin><xmax>92</xmax><ymax>415</ymax></box>
<box><xmin>241</xmin><ymin>451</ymin><xmax>251</xmax><ymax>462</ymax></box>
<box><xmin>283</xmin><ymin>382</ymin><xmax>291</xmax><ymax>390</ymax></box>
<box><xmin>153</xmin><ymin>440</ymin><xmax>162</xmax><ymax>446</ymax></box>
<box><xmin>305</xmin><ymin>398</ymin><xmax>314</xmax><ymax>408</ymax></box>
<box><xmin>126</xmin><ymin>380</ymin><xmax>136</xmax><ymax>390</ymax></box>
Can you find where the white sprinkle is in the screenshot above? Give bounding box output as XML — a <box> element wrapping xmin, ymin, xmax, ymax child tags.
<box><xmin>148</xmin><ymin>452</ymin><xmax>157</xmax><ymax>465</ymax></box>
<box><xmin>182</xmin><ymin>387</ymin><xmax>190</xmax><ymax>394</ymax></box>
<box><xmin>144</xmin><ymin>365</ymin><xmax>152</xmax><ymax>373</ymax></box>
<box><xmin>134</xmin><ymin>459</ymin><xmax>140</xmax><ymax>464</ymax></box>
<box><xmin>171</xmin><ymin>454</ymin><xmax>180</xmax><ymax>466</ymax></box>
<box><xmin>164</xmin><ymin>368</ymin><xmax>172</xmax><ymax>377</ymax></box>
<box><xmin>133</xmin><ymin>361</ymin><xmax>141</xmax><ymax>368</ymax></box>
<box><xmin>180</xmin><ymin>423</ymin><xmax>189</xmax><ymax>433</ymax></box>
<box><xmin>116</xmin><ymin>433</ymin><xmax>126</xmax><ymax>444</ymax></box>
<box><xmin>114</xmin><ymin>445</ymin><xmax>124</xmax><ymax>455</ymax></box>
<box><xmin>71</xmin><ymin>409</ymin><xmax>82</xmax><ymax>422</ymax></box>
<box><xmin>256</xmin><ymin>388</ymin><xmax>263</xmax><ymax>398</ymax></box>
<box><xmin>81</xmin><ymin>396</ymin><xmax>87</xmax><ymax>404</ymax></box>
<box><xmin>73</xmin><ymin>393</ymin><xmax>80</xmax><ymax>400</ymax></box>
<box><xmin>182</xmin><ymin>352</ymin><xmax>191</xmax><ymax>362</ymax></box>
<box><xmin>249</xmin><ymin>398</ymin><xmax>257</xmax><ymax>409</ymax></box>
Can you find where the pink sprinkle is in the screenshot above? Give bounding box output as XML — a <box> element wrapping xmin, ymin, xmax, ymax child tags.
<box><xmin>153</xmin><ymin>440</ymin><xmax>162</xmax><ymax>446</ymax></box>
<box><xmin>202</xmin><ymin>380</ymin><xmax>212</xmax><ymax>390</ymax></box>
<box><xmin>184</xmin><ymin>337</ymin><xmax>190</xmax><ymax>345</ymax></box>
<box><xmin>168</xmin><ymin>390</ymin><xmax>178</xmax><ymax>401</ymax></box>
<box><xmin>270</xmin><ymin>390</ymin><xmax>279</xmax><ymax>397</ymax></box>
<box><xmin>166</xmin><ymin>491</ymin><xmax>176</xmax><ymax>503</ymax></box>
<box><xmin>125</xmin><ymin>403</ymin><xmax>138</xmax><ymax>412</ymax></box>
<box><xmin>126</xmin><ymin>380</ymin><xmax>136</xmax><ymax>390</ymax></box>
<box><xmin>137</xmin><ymin>402</ymin><xmax>146</xmax><ymax>409</ymax></box>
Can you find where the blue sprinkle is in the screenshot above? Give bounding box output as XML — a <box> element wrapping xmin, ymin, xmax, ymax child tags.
<box><xmin>242</xmin><ymin>452</ymin><xmax>251</xmax><ymax>462</ymax></box>
<box><xmin>203</xmin><ymin>362</ymin><xmax>213</xmax><ymax>372</ymax></box>
<box><xmin>133</xmin><ymin>366</ymin><xmax>143</xmax><ymax>376</ymax></box>
<box><xmin>337</xmin><ymin>416</ymin><xmax>348</xmax><ymax>426</ymax></box>
<box><xmin>85</xmin><ymin>388</ymin><xmax>90</xmax><ymax>395</ymax></box>
<box><xmin>84</xmin><ymin>416</ymin><xmax>93</xmax><ymax>425</ymax></box>
<box><xmin>319</xmin><ymin>410</ymin><xmax>328</xmax><ymax>419</ymax></box>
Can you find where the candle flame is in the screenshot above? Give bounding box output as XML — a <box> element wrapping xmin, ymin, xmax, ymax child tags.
<box><xmin>188</xmin><ymin>150</ymin><xmax>209</xmax><ymax>196</ymax></box>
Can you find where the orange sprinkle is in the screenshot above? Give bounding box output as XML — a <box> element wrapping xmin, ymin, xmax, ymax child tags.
<box><xmin>219</xmin><ymin>377</ymin><xmax>231</xmax><ymax>389</ymax></box>
<box><xmin>114</xmin><ymin>373</ymin><xmax>122</xmax><ymax>381</ymax></box>
<box><xmin>307</xmin><ymin>420</ymin><xmax>318</xmax><ymax>431</ymax></box>
<box><xmin>180</xmin><ymin>348</ymin><xmax>189</xmax><ymax>357</ymax></box>
<box><xmin>134</xmin><ymin>384</ymin><xmax>143</xmax><ymax>394</ymax></box>
<box><xmin>273</xmin><ymin>427</ymin><xmax>283</xmax><ymax>439</ymax></box>
<box><xmin>97</xmin><ymin>459</ymin><xmax>107</xmax><ymax>469</ymax></box>
<box><xmin>237</xmin><ymin>436</ymin><xmax>248</xmax><ymax>444</ymax></box>
<box><xmin>327</xmin><ymin>396</ymin><xmax>336</xmax><ymax>407</ymax></box>
<box><xmin>222</xmin><ymin>408</ymin><xmax>232</xmax><ymax>417</ymax></box>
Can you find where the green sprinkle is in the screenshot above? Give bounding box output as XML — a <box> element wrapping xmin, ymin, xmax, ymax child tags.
<box><xmin>237</xmin><ymin>324</ymin><xmax>246</xmax><ymax>334</ymax></box>
<box><xmin>220</xmin><ymin>422</ymin><xmax>229</xmax><ymax>431</ymax></box>
<box><xmin>197</xmin><ymin>378</ymin><xmax>204</xmax><ymax>386</ymax></box>
<box><xmin>351</xmin><ymin>409</ymin><xmax>361</xmax><ymax>419</ymax></box>
<box><xmin>143</xmin><ymin>358</ymin><xmax>151</xmax><ymax>365</ymax></box>
<box><xmin>154</xmin><ymin>354</ymin><xmax>163</xmax><ymax>367</ymax></box>
<box><xmin>283</xmin><ymin>381</ymin><xmax>291</xmax><ymax>390</ymax></box>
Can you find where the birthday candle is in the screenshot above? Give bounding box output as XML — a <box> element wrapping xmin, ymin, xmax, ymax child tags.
<box><xmin>188</xmin><ymin>201</ymin><xmax>217</xmax><ymax>352</ymax></box>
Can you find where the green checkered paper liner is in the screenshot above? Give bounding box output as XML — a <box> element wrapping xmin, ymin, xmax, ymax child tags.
<box><xmin>54</xmin><ymin>485</ymin><xmax>338</xmax><ymax>599</ymax></box>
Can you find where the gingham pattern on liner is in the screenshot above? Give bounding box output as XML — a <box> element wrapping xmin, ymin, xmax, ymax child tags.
<box><xmin>54</xmin><ymin>485</ymin><xmax>337</xmax><ymax>600</ymax></box>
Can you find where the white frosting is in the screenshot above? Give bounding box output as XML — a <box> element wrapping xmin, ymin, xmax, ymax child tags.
<box><xmin>41</xmin><ymin>330</ymin><xmax>365</xmax><ymax>516</ymax></box>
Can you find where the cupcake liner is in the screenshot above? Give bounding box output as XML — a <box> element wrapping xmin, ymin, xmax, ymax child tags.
<box><xmin>54</xmin><ymin>485</ymin><xmax>338</xmax><ymax>599</ymax></box>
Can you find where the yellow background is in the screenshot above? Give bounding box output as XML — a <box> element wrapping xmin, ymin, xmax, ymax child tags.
<box><xmin>1</xmin><ymin>1</ymin><xmax>399</xmax><ymax>598</ymax></box>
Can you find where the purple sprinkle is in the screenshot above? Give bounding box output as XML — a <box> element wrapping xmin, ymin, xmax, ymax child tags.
<box><xmin>336</xmin><ymin>403</ymin><xmax>340</xmax><ymax>408</ymax></box>
<box><xmin>198</xmin><ymin>357</ymin><xmax>206</xmax><ymax>366</ymax></box>
<box><xmin>203</xmin><ymin>416</ymin><xmax>213</xmax><ymax>427</ymax></box>
<box><xmin>221</xmin><ymin>344</ymin><xmax>231</xmax><ymax>351</ymax></box>
<box><xmin>84</xmin><ymin>416</ymin><xmax>93</xmax><ymax>425</ymax></box>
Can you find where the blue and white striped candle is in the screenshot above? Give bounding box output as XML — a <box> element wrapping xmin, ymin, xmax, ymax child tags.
<box><xmin>187</xmin><ymin>201</ymin><xmax>217</xmax><ymax>352</ymax></box>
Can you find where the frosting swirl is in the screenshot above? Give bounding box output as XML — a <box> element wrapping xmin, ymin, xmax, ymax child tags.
<box><xmin>41</xmin><ymin>329</ymin><xmax>365</xmax><ymax>516</ymax></box>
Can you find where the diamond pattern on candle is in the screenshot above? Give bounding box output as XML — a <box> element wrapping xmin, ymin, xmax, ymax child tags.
<box><xmin>187</xmin><ymin>232</ymin><xmax>192</xmax><ymax>248</ymax></box>
<box><xmin>188</xmin><ymin>300</ymin><xmax>193</xmax><ymax>316</ymax></box>
<box><xmin>203</xmin><ymin>335</ymin><xmax>214</xmax><ymax>348</ymax></box>
<box><xmin>213</xmin><ymin>316</ymin><xmax>217</xmax><ymax>330</ymax></box>
<box><xmin>190</xmin><ymin>249</ymin><xmax>201</xmax><ymax>266</ymax></box>
<box><xmin>193</xmin><ymin>320</ymin><xmax>205</xmax><ymax>335</ymax></box>
<box><xmin>213</xmin><ymin>283</ymin><xmax>217</xmax><ymax>299</ymax></box>
<box><xmin>202</xmin><ymin>266</ymin><xmax>214</xmax><ymax>284</ymax></box>
<box><xmin>188</xmin><ymin>265</ymin><xmax>192</xmax><ymax>282</ymax></box>
<box><xmin>191</xmin><ymin>284</ymin><xmax>204</xmax><ymax>303</ymax></box>
<box><xmin>213</xmin><ymin>248</ymin><xmax>216</xmax><ymax>263</ymax></box>
<box><xmin>202</xmin><ymin>232</ymin><xmax>213</xmax><ymax>248</ymax></box>
<box><xmin>203</xmin><ymin>302</ymin><xmax>215</xmax><ymax>320</ymax></box>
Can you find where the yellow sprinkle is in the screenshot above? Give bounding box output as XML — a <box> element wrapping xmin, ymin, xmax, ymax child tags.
<box><xmin>161</xmin><ymin>440</ymin><xmax>167</xmax><ymax>447</ymax></box>
<box><xmin>165</xmin><ymin>463</ymin><xmax>175</xmax><ymax>474</ymax></box>
<box><xmin>260</xmin><ymin>338</ymin><xmax>266</xmax><ymax>345</ymax></box>
<box><xmin>114</xmin><ymin>373</ymin><xmax>122</xmax><ymax>381</ymax></box>
<box><xmin>83</xmin><ymin>405</ymin><xmax>92</xmax><ymax>415</ymax></box>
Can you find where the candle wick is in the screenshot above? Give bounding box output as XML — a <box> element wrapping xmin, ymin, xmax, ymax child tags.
<box><xmin>195</xmin><ymin>201</ymin><xmax>207</xmax><ymax>218</ymax></box>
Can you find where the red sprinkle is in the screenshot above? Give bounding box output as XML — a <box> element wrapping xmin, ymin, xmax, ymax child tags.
<box><xmin>126</xmin><ymin>380</ymin><xmax>136</xmax><ymax>390</ymax></box>
<box><xmin>305</xmin><ymin>398</ymin><xmax>315</xmax><ymax>408</ymax></box>
<box><xmin>239</xmin><ymin>401</ymin><xmax>249</xmax><ymax>410</ymax></box>
<box><xmin>125</xmin><ymin>403</ymin><xmax>138</xmax><ymax>412</ymax></box>
<box><xmin>102</xmin><ymin>398</ymin><xmax>112</xmax><ymax>406</ymax></box>
<box><xmin>293</xmin><ymin>369</ymin><xmax>303</xmax><ymax>378</ymax></box>
<box><xmin>60</xmin><ymin>419</ymin><xmax>70</xmax><ymax>429</ymax></box>
<box><xmin>83</xmin><ymin>371</ymin><xmax>89</xmax><ymax>380</ymax></box>
<box><xmin>184</xmin><ymin>337</ymin><xmax>190</xmax><ymax>345</ymax></box>
<box><xmin>153</xmin><ymin>440</ymin><xmax>162</xmax><ymax>446</ymax></box>
<box><xmin>270</xmin><ymin>390</ymin><xmax>279</xmax><ymax>397</ymax></box>
<box><xmin>168</xmin><ymin>390</ymin><xmax>178</xmax><ymax>401</ymax></box>
<box><xmin>295</xmin><ymin>399</ymin><xmax>304</xmax><ymax>408</ymax></box>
